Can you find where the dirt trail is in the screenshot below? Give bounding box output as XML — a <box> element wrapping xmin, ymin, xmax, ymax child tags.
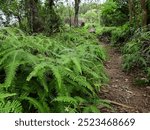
<box><xmin>100</xmin><ymin>44</ymin><xmax>150</xmax><ymax>112</ymax></box>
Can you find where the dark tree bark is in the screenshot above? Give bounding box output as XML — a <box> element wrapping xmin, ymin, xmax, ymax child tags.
<box><xmin>140</xmin><ymin>0</ymin><xmax>148</xmax><ymax>26</ymax></box>
<box><xmin>128</xmin><ymin>0</ymin><xmax>138</xmax><ymax>29</ymax></box>
<box><xmin>44</xmin><ymin>0</ymin><xmax>61</xmax><ymax>34</ymax></box>
<box><xmin>128</xmin><ymin>0</ymin><xmax>133</xmax><ymax>24</ymax></box>
<box><xmin>25</xmin><ymin>0</ymin><xmax>41</xmax><ymax>33</ymax></box>
<box><xmin>74</xmin><ymin>0</ymin><xmax>80</xmax><ymax>27</ymax></box>
<box><xmin>48</xmin><ymin>0</ymin><xmax>54</xmax><ymax>8</ymax></box>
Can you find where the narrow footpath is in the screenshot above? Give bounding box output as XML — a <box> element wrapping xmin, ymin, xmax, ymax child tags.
<box><xmin>100</xmin><ymin>44</ymin><xmax>150</xmax><ymax>112</ymax></box>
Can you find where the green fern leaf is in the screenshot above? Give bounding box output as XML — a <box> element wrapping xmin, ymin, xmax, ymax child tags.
<box><xmin>0</xmin><ymin>93</ymin><xmax>16</xmax><ymax>100</ymax></box>
<box><xmin>0</xmin><ymin>100</ymin><xmax>22</xmax><ymax>113</ymax></box>
<box><xmin>71</xmin><ymin>57</ymin><xmax>82</xmax><ymax>74</ymax></box>
<box><xmin>53</xmin><ymin>96</ymin><xmax>78</xmax><ymax>105</ymax></box>
<box><xmin>26</xmin><ymin>63</ymin><xmax>46</xmax><ymax>81</ymax></box>
<box><xmin>83</xmin><ymin>105</ymin><xmax>100</xmax><ymax>113</ymax></box>
<box><xmin>49</xmin><ymin>65</ymin><xmax>62</xmax><ymax>90</ymax></box>
<box><xmin>3</xmin><ymin>50</ymin><xmax>22</xmax><ymax>88</ymax></box>
<box><xmin>22</xmin><ymin>97</ymin><xmax>48</xmax><ymax>113</ymax></box>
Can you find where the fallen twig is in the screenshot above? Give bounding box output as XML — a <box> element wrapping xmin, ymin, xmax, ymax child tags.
<box><xmin>106</xmin><ymin>100</ymin><xmax>134</xmax><ymax>109</ymax></box>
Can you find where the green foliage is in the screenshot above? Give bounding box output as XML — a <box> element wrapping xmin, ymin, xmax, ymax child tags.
<box><xmin>82</xmin><ymin>9</ymin><xmax>99</xmax><ymax>24</ymax></box>
<box><xmin>97</xmin><ymin>26</ymin><xmax>116</xmax><ymax>43</ymax></box>
<box><xmin>111</xmin><ymin>23</ymin><xmax>131</xmax><ymax>45</ymax></box>
<box><xmin>100</xmin><ymin>0</ymin><xmax>128</xmax><ymax>26</ymax></box>
<box><xmin>80</xmin><ymin>3</ymin><xmax>100</xmax><ymax>15</ymax></box>
<box><xmin>0</xmin><ymin>90</ymin><xmax>22</xmax><ymax>112</ymax></box>
<box><xmin>0</xmin><ymin>27</ymin><xmax>109</xmax><ymax>112</ymax></box>
<box><xmin>43</xmin><ymin>6</ymin><xmax>62</xmax><ymax>35</ymax></box>
<box><xmin>0</xmin><ymin>100</ymin><xmax>22</xmax><ymax>113</ymax></box>
<box><xmin>97</xmin><ymin>23</ymin><xmax>132</xmax><ymax>46</ymax></box>
<box><xmin>122</xmin><ymin>30</ymin><xmax>150</xmax><ymax>85</ymax></box>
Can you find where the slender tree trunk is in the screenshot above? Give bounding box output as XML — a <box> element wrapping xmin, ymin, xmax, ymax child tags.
<box><xmin>48</xmin><ymin>0</ymin><xmax>54</xmax><ymax>8</ymax></box>
<box><xmin>16</xmin><ymin>5</ymin><xmax>23</xmax><ymax>29</ymax></box>
<box><xmin>25</xmin><ymin>0</ymin><xmax>31</xmax><ymax>32</ymax></box>
<box><xmin>25</xmin><ymin>0</ymin><xmax>41</xmax><ymax>33</ymax></box>
<box><xmin>17</xmin><ymin>15</ymin><xmax>23</xmax><ymax>28</ymax></box>
<box><xmin>74</xmin><ymin>0</ymin><xmax>80</xmax><ymax>27</ymax></box>
<box><xmin>45</xmin><ymin>0</ymin><xmax>61</xmax><ymax>34</ymax></box>
<box><xmin>148</xmin><ymin>5</ymin><xmax>150</xmax><ymax>24</ymax></box>
<box><xmin>68</xmin><ymin>4</ymin><xmax>72</xmax><ymax>27</ymax></box>
<box><xmin>128</xmin><ymin>0</ymin><xmax>138</xmax><ymax>29</ymax></box>
<box><xmin>69</xmin><ymin>8</ymin><xmax>72</xmax><ymax>27</ymax></box>
<box><xmin>128</xmin><ymin>0</ymin><xmax>133</xmax><ymax>24</ymax></box>
<box><xmin>140</xmin><ymin>0</ymin><xmax>148</xmax><ymax>26</ymax></box>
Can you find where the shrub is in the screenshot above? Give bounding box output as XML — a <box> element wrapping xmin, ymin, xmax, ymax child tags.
<box><xmin>100</xmin><ymin>0</ymin><xmax>128</xmax><ymax>26</ymax></box>
<box><xmin>111</xmin><ymin>23</ymin><xmax>131</xmax><ymax>45</ymax></box>
<box><xmin>0</xmin><ymin>27</ymin><xmax>109</xmax><ymax>112</ymax></box>
<box><xmin>122</xmin><ymin>31</ymin><xmax>150</xmax><ymax>85</ymax></box>
<box><xmin>97</xmin><ymin>26</ymin><xmax>116</xmax><ymax>43</ymax></box>
<box><xmin>97</xmin><ymin>23</ymin><xmax>132</xmax><ymax>46</ymax></box>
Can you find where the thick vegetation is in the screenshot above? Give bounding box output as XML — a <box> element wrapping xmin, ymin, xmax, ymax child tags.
<box><xmin>0</xmin><ymin>27</ymin><xmax>109</xmax><ymax>112</ymax></box>
<box><xmin>123</xmin><ymin>28</ymin><xmax>150</xmax><ymax>85</ymax></box>
<box><xmin>0</xmin><ymin>0</ymin><xmax>150</xmax><ymax>113</ymax></box>
<box><xmin>98</xmin><ymin>0</ymin><xmax>150</xmax><ymax>86</ymax></box>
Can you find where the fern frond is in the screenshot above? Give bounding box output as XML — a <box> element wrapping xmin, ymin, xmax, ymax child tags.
<box><xmin>53</xmin><ymin>96</ymin><xmax>78</xmax><ymax>105</ymax></box>
<box><xmin>49</xmin><ymin>65</ymin><xmax>62</xmax><ymax>91</ymax></box>
<box><xmin>22</xmin><ymin>97</ymin><xmax>49</xmax><ymax>113</ymax></box>
<box><xmin>0</xmin><ymin>100</ymin><xmax>22</xmax><ymax>113</ymax></box>
<box><xmin>71</xmin><ymin>57</ymin><xmax>82</xmax><ymax>74</ymax></box>
<box><xmin>26</xmin><ymin>63</ymin><xmax>47</xmax><ymax>81</ymax></box>
<box><xmin>83</xmin><ymin>105</ymin><xmax>100</xmax><ymax>113</ymax></box>
<box><xmin>64</xmin><ymin>69</ymin><xmax>95</xmax><ymax>94</ymax></box>
<box><xmin>2</xmin><ymin>50</ymin><xmax>22</xmax><ymax>88</ymax></box>
<box><xmin>0</xmin><ymin>93</ymin><xmax>16</xmax><ymax>100</ymax></box>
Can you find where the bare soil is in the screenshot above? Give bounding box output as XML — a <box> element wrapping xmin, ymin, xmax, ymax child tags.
<box><xmin>100</xmin><ymin>44</ymin><xmax>150</xmax><ymax>113</ymax></box>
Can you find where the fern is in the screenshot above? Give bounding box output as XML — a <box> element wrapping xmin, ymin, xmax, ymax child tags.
<box><xmin>122</xmin><ymin>30</ymin><xmax>150</xmax><ymax>85</ymax></box>
<box><xmin>0</xmin><ymin>27</ymin><xmax>108</xmax><ymax>113</ymax></box>
<box><xmin>3</xmin><ymin>50</ymin><xmax>21</xmax><ymax>88</ymax></box>
<box><xmin>21</xmin><ymin>96</ymin><xmax>49</xmax><ymax>113</ymax></box>
<box><xmin>0</xmin><ymin>93</ymin><xmax>16</xmax><ymax>100</ymax></box>
<box><xmin>0</xmin><ymin>100</ymin><xmax>22</xmax><ymax>113</ymax></box>
<box><xmin>83</xmin><ymin>105</ymin><xmax>100</xmax><ymax>113</ymax></box>
<box><xmin>71</xmin><ymin>57</ymin><xmax>82</xmax><ymax>74</ymax></box>
<box><xmin>53</xmin><ymin>96</ymin><xmax>78</xmax><ymax>105</ymax></box>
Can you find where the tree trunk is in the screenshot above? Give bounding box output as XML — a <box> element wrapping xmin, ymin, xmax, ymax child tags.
<box><xmin>48</xmin><ymin>0</ymin><xmax>54</xmax><ymax>8</ymax></box>
<box><xmin>17</xmin><ymin>15</ymin><xmax>23</xmax><ymax>28</ymax></box>
<box><xmin>45</xmin><ymin>0</ymin><xmax>61</xmax><ymax>34</ymax></box>
<box><xmin>74</xmin><ymin>0</ymin><xmax>80</xmax><ymax>27</ymax></box>
<box><xmin>25</xmin><ymin>0</ymin><xmax>41</xmax><ymax>33</ymax></box>
<box><xmin>67</xmin><ymin>3</ymin><xmax>72</xmax><ymax>27</ymax></box>
<box><xmin>140</xmin><ymin>0</ymin><xmax>148</xmax><ymax>26</ymax></box>
<box><xmin>128</xmin><ymin>0</ymin><xmax>133</xmax><ymax>24</ymax></box>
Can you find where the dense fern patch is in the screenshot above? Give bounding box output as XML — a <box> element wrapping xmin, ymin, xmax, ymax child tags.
<box><xmin>110</xmin><ymin>23</ymin><xmax>131</xmax><ymax>45</ymax></box>
<box><xmin>122</xmin><ymin>31</ymin><xmax>150</xmax><ymax>86</ymax></box>
<box><xmin>0</xmin><ymin>27</ymin><xmax>109</xmax><ymax>112</ymax></box>
<box><xmin>97</xmin><ymin>23</ymin><xmax>131</xmax><ymax>46</ymax></box>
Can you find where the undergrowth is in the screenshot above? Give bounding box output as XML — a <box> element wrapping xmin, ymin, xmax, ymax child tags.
<box><xmin>97</xmin><ymin>23</ymin><xmax>131</xmax><ymax>46</ymax></box>
<box><xmin>111</xmin><ymin>23</ymin><xmax>131</xmax><ymax>45</ymax></box>
<box><xmin>97</xmin><ymin>23</ymin><xmax>150</xmax><ymax>86</ymax></box>
<box><xmin>122</xmin><ymin>30</ymin><xmax>150</xmax><ymax>86</ymax></box>
<box><xmin>97</xmin><ymin>26</ymin><xmax>116</xmax><ymax>44</ymax></box>
<box><xmin>0</xmin><ymin>27</ymin><xmax>109</xmax><ymax>112</ymax></box>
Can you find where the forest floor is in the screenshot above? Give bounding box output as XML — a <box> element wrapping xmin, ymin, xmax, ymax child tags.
<box><xmin>99</xmin><ymin>43</ymin><xmax>150</xmax><ymax>113</ymax></box>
